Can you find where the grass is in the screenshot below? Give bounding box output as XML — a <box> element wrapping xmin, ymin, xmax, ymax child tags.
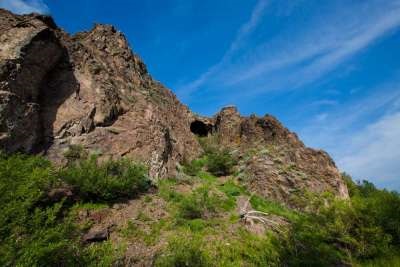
<box><xmin>121</xmin><ymin>219</ymin><xmax>169</xmax><ymax>246</ymax></box>
<box><xmin>356</xmin><ymin>253</ymin><xmax>400</xmax><ymax>267</ymax></box>
<box><xmin>0</xmin><ymin>152</ymin><xmax>148</xmax><ymax>266</ymax></box>
<box><xmin>154</xmin><ymin>228</ymin><xmax>282</xmax><ymax>267</ymax></box>
<box><xmin>4</xmin><ymin>149</ymin><xmax>399</xmax><ymax>266</ymax></box>
<box><xmin>250</xmin><ymin>194</ymin><xmax>299</xmax><ymax>221</ymax></box>
<box><xmin>60</xmin><ymin>156</ymin><xmax>151</xmax><ymax>202</ymax></box>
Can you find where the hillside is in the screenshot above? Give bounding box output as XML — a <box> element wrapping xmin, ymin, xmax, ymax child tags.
<box><xmin>0</xmin><ymin>9</ymin><xmax>347</xmax><ymax>204</ymax></box>
<box><xmin>1</xmin><ymin>9</ymin><xmax>399</xmax><ymax>267</ymax></box>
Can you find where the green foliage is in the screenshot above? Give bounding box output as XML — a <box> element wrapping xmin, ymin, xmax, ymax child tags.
<box><xmin>197</xmin><ymin>170</ymin><xmax>217</xmax><ymax>182</ymax></box>
<box><xmin>197</xmin><ymin>135</ymin><xmax>219</xmax><ymax>154</ymax></box>
<box><xmin>121</xmin><ymin>219</ymin><xmax>168</xmax><ymax>246</ymax></box>
<box><xmin>0</xmin><ymin>153</ymin><xmax>80</xmax><ymax>266</ymax></box>
<box><xmin>250</xmin><ymin>194</ymin><xmax>298</xmax><ymax>221</ymax></box>
<box><xmin>154</xmin><ymin>230</ymin><xmax>282</xmax><ymax>267</ymax></box>
<box><xmin>63</xmin><ymin>144</ymin><xmax>88</xmax><ymax>164</ymax></box>
<box><xmin>177</xmin><ymin>186</ymin><xmax>223</xmax><ymax>220</ymax></box>
<box><xmin>2</xmin><ymin>151</ymin><xmax>400</xmax><ymax>266</ymax></box>
<box><xmin>205</xmin><ymin>149</ymin><xmax>237</xmax><ymax>176</ymax></box>
<box><xmin>0</xmin><ymin>153</ymin><xmax>125</xmax><ymax>266</ymax></box>
<box><xmin>60</xmin><ymin>156</ymin><xmax>150</xmax><ymax>202</ymax></box>
<box><xmin>154</xmin><ymin>233</ymin><xmax>211</xmax><ymax>267</ymax></box>
<box><xmin>182</xmin><ymin>157</ymin><xmax>207</xmax><ymax>176</ymax></box>
<box><xmin>195</xmin><ymin>136</ymin><xmax>238</xmax><ymax>176</ymax></box>
<box><xmin>157</xmin><ymin>178</ymin><xmax>184</xmax><ymax>202</ymax></box>
<box><xmin>350</xmin><ymin>179</ymin><xmax>400</xmax><ymax>246</ymax></box>
<box><xmin>357</xmin><ymin>251</ymin><xmax>400</xmax><ymax>267</ymax></box>
<box><xmin>210</xmin><ymin>229</ymin><xmax>282</xmax><ymax>267</ymax></box>
<box><xmin>81</xmin><ymin>241</ymin><xmax>123</xmax><ymax>267</ymax></box>
<box><xmin>218</xmin><ymin>180</ymin><xmax>245</xmax><ymax>197</ymax></box>
<box><xmin>281</xmin><ymin>180</ymin><xmax>400</xmax><ymax>266</ymax></box>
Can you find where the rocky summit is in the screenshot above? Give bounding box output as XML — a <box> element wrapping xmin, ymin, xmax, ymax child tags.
<box><xmin>0</xmin><ymin>9</ymin><xmax>347</xmax><ymax>204</ymax></box>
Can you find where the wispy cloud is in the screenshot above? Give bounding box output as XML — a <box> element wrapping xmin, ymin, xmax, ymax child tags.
<box><xmin>177</xmin><ymin>0</ymin><xmax>400</xmax><ymax>102</ymax></box>
<box><xmin>293</xmin><ymin>7</ymin><xmax>400</xmax><ymax>89</ymax></box>
<box><xmin>0</xmin><ymin>0</ymin><xmax>49</xmax><ymax>15</ymax></box>
<box><xmin>176</xmin><ymin>0</ymin><xmax>269</xmax><ymax>99</ymax></box>
<box><xmin>338</xmin><ymin>112</ymin><xmax>400</xmax><ymax>190</ymax></box>
<box><xmin>311</xmin><ymin>99</ymin><xmax>338</xmax><ymax>107</ymax></box>
<box><xmin>298</xmin><ymin>81</ymin><xmax>400</xmax><ymax>190</ymax></box>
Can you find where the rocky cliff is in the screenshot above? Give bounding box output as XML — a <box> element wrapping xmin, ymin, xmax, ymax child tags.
<box><xmin>0</xmin><ymin>9</ymin><xmax>348</xmax><ymax>202</ymax></box>
<box><xmin>193</xmin><ymin>106</ymin><xmax>348</xmax><ymax>203</ymax></box>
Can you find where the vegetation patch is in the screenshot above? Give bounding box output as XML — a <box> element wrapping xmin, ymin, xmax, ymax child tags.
<box><xmin>0</xmin><ymin>153</ymin><xmax>122</xmax><ymax>266</ymax></box>
<box><xmin>2</xmin><ymin>151</ymin><xmax>400</xmax><ymax>266</ymax></box>
<box><xmin>60</xmin><ymin>156</ymin><xmax>150</xmax><ymax>202</ymax></box>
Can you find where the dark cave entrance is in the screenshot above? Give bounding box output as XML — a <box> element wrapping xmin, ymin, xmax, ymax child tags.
<box><xmin>190</xmin><ymin>120</ymin><xmax>212</xmax><ymax>137</ymax></box>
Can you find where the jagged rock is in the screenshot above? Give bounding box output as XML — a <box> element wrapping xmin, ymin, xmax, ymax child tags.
<box><xmin>0</xmin><ymin>9</ymin><xmax>201</xmax><ymax>179</ymax></box>
<box><xmin>0</xmin><ymin>9</ymin><xmax>348</xmax><ymax>203</ymax></box>
<box><xmin>191</xmin><ymin>107</ymin><xmax>349</xmax><ymax>204</ymax></box>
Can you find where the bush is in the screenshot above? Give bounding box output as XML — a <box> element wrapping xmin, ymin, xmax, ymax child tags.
<box><xmin>154</xmin><ymin>233</ymin><xmax>211</xmax><ymax>267</ymax></box>
<box><xmin>182</xmin><ymin>157</ymin><xmax>207</xmax><ymax>176</ymax></box>
<box><xmin>177</xmin><ymin>186</ymin><xmax>221</xmax><ymax>220</ymax></box>
<box><xmin>155</xmin><ymin>230</ymin><xmax>282</xmax><ymax>267</ymax></box>
<box><xmin>60</xmin><ymin>156</ymin><xmax>150</xmax><ymax>202</ymax></box>
<box><xmin>282</xmin><ymin>189</ymin><xmax>396</xmax><ymax>266</ymax></box>
<box><xmin>205</xmin><ymin>149</ymin><xmax>236</xmax><ymax>176</ymax></box>
<box><xmin>0</xmin><ymin>153</ymin><xmax>125</xmax><ymax>266</ymax></box>
<box><xmin>0</xmin><ymin>153</ymin><xmax>80</xmax><ymax>266</ymax></box>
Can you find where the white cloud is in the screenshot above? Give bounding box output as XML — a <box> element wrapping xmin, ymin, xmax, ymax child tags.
<box><xmin>176</xmin><ymin>0</ymin><xmax>269</xmax><ymax>99</ymax></box>
<box><xmin>338</xmin><ymin>112</ymin><xmax>400</xmax><ymax>190</ymax></box>
<box><xmin>0</xmin><ymin>0</ymin><xmax>49</xmax><ymax>15</ymax></box>
<box><xmin>298</xmin><ymin>82</ymin><xmax>400</xmax><ymax>190</ymax></box>
<box><xmin>177</xmin><ymin>0</ymin><xmax>400</xmax><ymax>102</ymax></box>
<box><xmin>311</xmin><ymin>100</ymin><xmax>338</xmax><ymax>107</ymax></box>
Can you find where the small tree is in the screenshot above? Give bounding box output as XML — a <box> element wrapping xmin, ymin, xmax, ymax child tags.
<box><xmin>206</xmin><ymin>149</ymin><xmax>236</xmax><ymax>176</ymax></box>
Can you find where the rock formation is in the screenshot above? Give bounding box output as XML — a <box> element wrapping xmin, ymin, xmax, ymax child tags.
<box><xmin>0</xmin><ymin>9</ymin><xmax>201</xmax><ymax>179</ymax></box>
<box><xmin>192</xmin><ymin>106</ymin><xmax>348</xmax><ymax>203</ymax></box>
<box><xmin>0</xmin><ymin>9</ymin><xmax>348</xmax><ymax>202</ymax></box>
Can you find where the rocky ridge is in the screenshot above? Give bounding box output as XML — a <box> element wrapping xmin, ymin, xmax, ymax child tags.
<box><xmin>0</xmin><ymin>9</ymin><xmax>348</xmax><ymax>203</ymax></box>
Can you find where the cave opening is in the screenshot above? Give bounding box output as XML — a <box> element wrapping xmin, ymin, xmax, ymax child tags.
<box><xmin>190</xmin><ymin>120</ymin><xmax>211</xmax><ymax>137</ymax></box>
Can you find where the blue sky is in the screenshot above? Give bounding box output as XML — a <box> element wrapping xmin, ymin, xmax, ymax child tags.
<box><xmin>2</xmin><ymin>0</ymin><xmax>400</xmax><ymax>190</ymax></box>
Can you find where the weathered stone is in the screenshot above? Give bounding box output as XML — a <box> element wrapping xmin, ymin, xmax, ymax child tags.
<box><xmin>191</xmin><ymin>108</ymin><xmax>349</xmax><ymax>204</ymax></box>
<box><xmin>0</xmin><ymin>9</ymin><xmax>348</xmax><ymax>204</ymax></box>
<box><xmin>47</xmin><ymin>185</ymin><xmax>75</xmax><ymax>202</ymax></box>
<box><xmin>0</xmin><ymin>9</ymin><xmax>201</xmax><ymax>179</ymax></box>
<box><xmin>82</xmin><ymin>227</ymin><xmax>109</xmax><ymax>243</ymax></box>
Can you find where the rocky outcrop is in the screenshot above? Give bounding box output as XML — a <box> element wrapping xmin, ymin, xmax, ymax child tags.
<box><xmin>191</xmin><ymin>106</ymin><xmax>349</xmax><ymax>203</ymax></box>
<box><xmin>0</xmin><ymin>9</ymin><xmax>201</xmax><ymax>179</ymax></box>
<box><xmin>0</xmin><ymin>9</ymin><xmax>348</xmax><ymax>202</ymax></box>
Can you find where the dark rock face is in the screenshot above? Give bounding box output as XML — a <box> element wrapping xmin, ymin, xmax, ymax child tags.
<box><xmin>0</xmin><ymin>9</ymin><xmax>201</xmax><ymax>179</ymax></box>
<box><xmin>82</xmin><ymin>227</ymin><xmax>109</xmax><ymax>243</ymax></box>
<box><xmin>0</xmin><ymin>9</ymin><xmax>348</xmax><ymax>202</ymax></box>
<box><xmin>0</xmin><ymin>12</ymin><xmax>64</xmax><ymax>152</ymax></box>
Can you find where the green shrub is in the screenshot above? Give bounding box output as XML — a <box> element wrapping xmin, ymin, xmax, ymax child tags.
<box><xmin>0</xmin><ymin>152</ymin><xmax>129</xmax><ymax>266</ymax></box>
<box><xmin>60</xmin><ymin>156</ymin><xmax>150</xmax><ymax>202</ymax></box>
<box><xmin>182</xmin><ymin>158</ymin><xmax>206</xmax><ymax>176</ymax></box>
<box><xmin>82</xmin><ymin>241</ymin><xmax>123</xmax><ymax>267</ymax></box>
<box><xmin>211</xmin><ymin>229</ymin><xmax>282</xmax><ymax>266</ymax></box>
<box><xmin>250</xmin><ymin>194</ymin><xmax>298</xmax><ymax>221</ymax></box>
<box><xmin>0</xmin><ymin>153</ymin><xmax>81</xmax><ymax>266</ymax></box>
<box><xmin>63</xmin><ymin>144</ymin><xmax>88</xmax><ymax>164</ymax></box>
<box><xmin>282</xmin><ymin>192</ymin><xmax>394</xmax><ymax>266</ymax></box>
<box><xmin>206</xmin><ymin>149</ymin><xmax>236</xmax><ymax>176</ymax></box>
<box><xmin>154</xmin><ymin>233</ymin><xmax>211</xmax><ymax>267</ymax></box>
<box><xmin>178</xmin><ymin>186</ymin><xmax>221</xmax><ymax>220</ymax></box>
<box><xmin>155</xmin><ymin>229</ymin><xmax>282</xmax><ymax>267</ymax></box>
